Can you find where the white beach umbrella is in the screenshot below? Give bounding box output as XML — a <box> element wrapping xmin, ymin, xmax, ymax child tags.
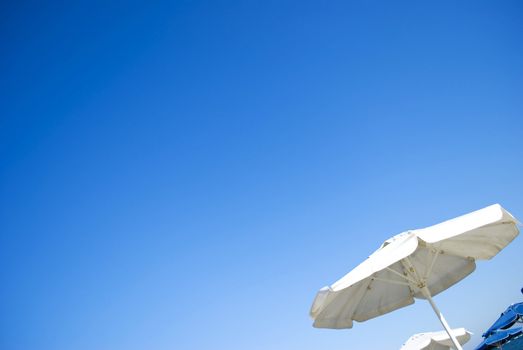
<box><xmin>400</xmin><ymin>328</ymin><xmax>472</xmax><ymax>350</ymax></box>
<box><xmin>310</xmin><ymin>204</ymin><xmax>519</xmax><ymax>350</ymax></box>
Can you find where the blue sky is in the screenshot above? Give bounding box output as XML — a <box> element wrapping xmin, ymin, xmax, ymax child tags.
<box><xmin>1</xmin><ymin>1</ymin><xmax>522</xmax><ymax>349</ymax></box>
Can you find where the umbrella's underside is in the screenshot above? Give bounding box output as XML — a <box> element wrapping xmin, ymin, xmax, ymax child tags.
<box><xmin>311</xmin><ymin>204</ymin><xmax>520</xmax><ymax>330</ymax></box>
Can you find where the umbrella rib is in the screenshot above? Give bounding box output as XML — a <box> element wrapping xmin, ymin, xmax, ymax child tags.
<box><xmin>384</xmin><ymin>266</ymin><xmax>417</xmax><ymax>285</ymax></box>
<box><xmin>403</xmin><ymin>257</ymin><xmax>422</xmax><ymax>283</ymax></box>
<box><xmin>423</xmin><ymin>248</ymin><xmax>440</xmax><ymax>282</ymax></box>
<box><xmin>371</xmin><ymin>276</ymin><xmax>410</xmax><ymax>286</ymax></box>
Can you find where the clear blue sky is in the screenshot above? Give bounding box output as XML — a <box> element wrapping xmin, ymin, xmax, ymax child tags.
<box><xmin>1</xmin><ymin>1</ymin><xmax>522</xmax><ymax>349</ymax></box>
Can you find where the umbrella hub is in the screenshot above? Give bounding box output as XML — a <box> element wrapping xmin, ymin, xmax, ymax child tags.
<box><xmin>399</xmin><ymin>257</ymin><xmax>429</xmax><ymax>291</ymax></box>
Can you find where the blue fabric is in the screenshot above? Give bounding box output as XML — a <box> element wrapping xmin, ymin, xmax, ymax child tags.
<box><xmin>513</xmin><ymin>303</ymin><xmax>523</xmax><ymax>314</ymax></box>
<box><xmin>482</xmin><ymin>302</ymin><xmax>523</xmax><ymax>337</ymax></box>
<box><xmin>475</xmin><ymin>338</ymin><xmax>490</xmax><ymax>350</ymax></box>
<box><xmin>485</xmin><ymin>327</ymin><xmax>523</xmax><ymax>346</ymax></box>
<box><xmin>503</xmin><ymin>334</ymin><xmax>523</xmax><ymax>350</ymax></box>
<box><xmin>475</xmin><ymin>328</ymin><xmax>523</xmax><ymax>350</ymax></box>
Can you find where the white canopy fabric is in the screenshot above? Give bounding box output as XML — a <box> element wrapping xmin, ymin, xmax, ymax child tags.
<box><xmin>310</xmin><ymin>204</ymin><xmax>519</xmax><ymax>349</ymax></box>
<box><xmin>400</xmin><ymin>328</ymin><xmax>472</xmax><ymax>350</ymax></box>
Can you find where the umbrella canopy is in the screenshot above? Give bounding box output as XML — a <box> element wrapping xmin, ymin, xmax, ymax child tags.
<box><xmin>475</xmin><ymin>327</ymin><xmax>523</xmax><ymax>350</ymax></box>
<box><xmin>401</xmin><ymin>328</ymin><xmax>472</xmax><ymax>350</ymax></box>
<box><xmin>482</xmin><ymin>302</ymin><xmax>523</xmax><ymax>338</ymax></box>
<box><xmin>310</xmin><ymin>204</ymin><xmax>519</xmax><ymax>350</ymax></box>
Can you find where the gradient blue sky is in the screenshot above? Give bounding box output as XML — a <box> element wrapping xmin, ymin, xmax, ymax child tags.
<box><xmin>1</xmin><ymin>1</ymin><xmax>523</xmax><ymax>349</ymax></box>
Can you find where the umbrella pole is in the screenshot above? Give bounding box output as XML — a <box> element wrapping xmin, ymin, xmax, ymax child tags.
<box><xmin>420</xmin><ymin>286</ymin><xmax>463</xmax><ymax>350</ymax></box>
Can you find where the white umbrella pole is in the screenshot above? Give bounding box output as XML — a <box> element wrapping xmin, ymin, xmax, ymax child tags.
<box><xmin>420</xmin><ymin>286</ymin><xmax>463</xmax><ymax>350</ymax></box>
